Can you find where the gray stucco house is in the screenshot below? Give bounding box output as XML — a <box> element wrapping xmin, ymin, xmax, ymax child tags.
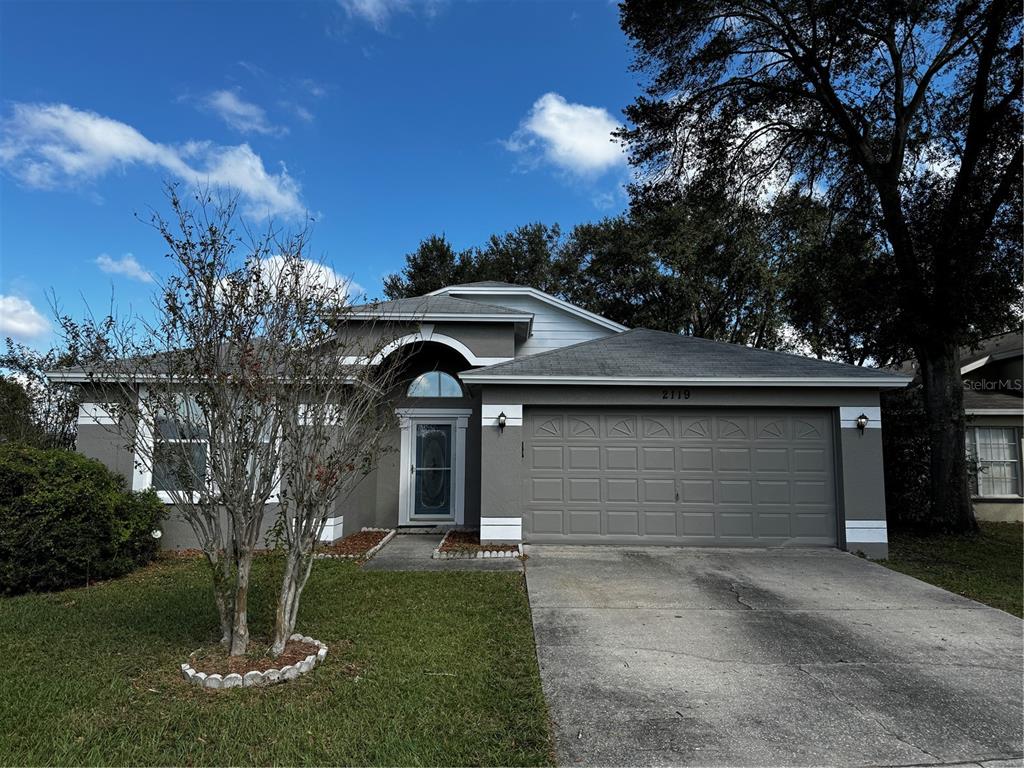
<box><xmin>961</xmin><ymin>331</ymin><xmax>1023</xmax><ymax>522</ymax></box>
<box><xmin>70</xmin><ymin>282</ymin><xmax>909</xmax><ymax>558</ymax></box>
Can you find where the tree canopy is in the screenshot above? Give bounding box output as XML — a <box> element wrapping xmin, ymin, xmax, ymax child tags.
<box><xmin>617</xmin><ymin>0</ymin><xmax>1022</xmax><ymax>531</ymax></box>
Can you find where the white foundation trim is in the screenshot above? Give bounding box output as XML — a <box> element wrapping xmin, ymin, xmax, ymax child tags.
<box><xmin>320</xmin><ymin>516</ymin><xmax>344</xmax><ymax>542</ymax></box>
<box><xmin>480</xmin><ymin>516</ymin><xmax>523</xmax><ymax>543</ymax></box>
<box><xmin>839</xmin><ymin>406</ymin><xmax>882</xmax><ymax>429</ymax></box>
<box><xmin>482</xmin><ymin>404</ymin><xmax>523</xmax><ymax>427</ymax></box>
<box><xmin>397</xmin><ymin>408</ymin><xmax>471</xmax><ymax>526</ymax></box>
<box><xmin>845</xmin><ymin>519</ymin><xmax>888</xmax><ymax>544</ymax></box>
<box><xmin>78</xmin><ymin>402</ymin><xmax>117</xmax><ymax>426</ymax></box>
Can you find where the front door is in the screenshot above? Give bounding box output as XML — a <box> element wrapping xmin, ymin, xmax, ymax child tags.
<box><xmin>413</xmin><ymin>421</ymin><xmax>453</xmax><ymax>518</ymax></box>
<box><xmin>398</xmin><ymin>410</ymin><xmax>469</xmax><ymax>525</ymax></box>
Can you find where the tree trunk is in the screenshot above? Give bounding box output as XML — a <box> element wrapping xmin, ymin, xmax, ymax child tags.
<box><xmin>270</xmin><ymin>547</ymin><xmax>315</xmax><ymax>657</ymax></box>
<box><xmin>228</xmin><ymin>551</ymin><xmax>253</xmax><ymax>656</ymax></box>
<box><xmin>208</xmin><ymin>554</ymin><xmax>235</xmax><ymax>648</ymax></box>
<box><xmin>917</xmin><ymin>342</ymin><xmax>977</xmax><ymax>533</ymax></box>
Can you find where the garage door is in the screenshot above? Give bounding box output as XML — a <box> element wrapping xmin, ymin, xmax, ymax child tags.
<box><xmin>524</xmin><ymin>408</ymin><xmax>837</xmax><ymax>546</ymax></box>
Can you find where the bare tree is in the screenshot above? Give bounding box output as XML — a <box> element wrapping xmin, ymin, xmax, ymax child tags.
<box><xmin>269</xmin><ymin>356</ymin><xmax>398</xmax><ymax>655</ymax></box>
<box><xmin>59</xmin><ymin>186</ymin><xmax>397</xmax><ymax>656</ymax></box>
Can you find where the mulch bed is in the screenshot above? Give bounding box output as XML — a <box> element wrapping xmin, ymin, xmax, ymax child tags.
<box><xmin>319</xmin><ymin>529</ymin><xmax>389</xmax><ymax>558</ymax></box>
<box><xmin>440</xmin><ymin>529</ymin><xmax>520</xmax><ymax>553</ymax></box>
<box><xmin>189</xmin><ymin>638</ymin><xmax>321</xmax><ymax>675</ymax></box>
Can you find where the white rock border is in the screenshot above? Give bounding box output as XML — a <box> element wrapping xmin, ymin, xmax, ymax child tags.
<box><xmin>314</xmin><ymin>527</ymin><xmax>395</xmax><ymax>561</ymax></box>
<box><xmin>181</xmin><ymin>634</ymin><xmax>328</xmax><ymax>689</ymax></box>
<box><xmin>431</xmin><ymin>528</ymin><xmax>524</xmax><ymax>560</ymax></box>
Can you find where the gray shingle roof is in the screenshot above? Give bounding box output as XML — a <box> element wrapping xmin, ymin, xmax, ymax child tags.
<box><xmin>963</xmin><ymin>388</ymin><xmax>1023</xmax><ymax>412</ymax></box>
<box><xmin>461</xmin><ymin>328</ymin><xmax>909</xmax><ymax>385</ymax></box>
<box><xmin>349</xmin><ymin>295</ymin><xmax>531</xmax><ymax>318</ymax></box>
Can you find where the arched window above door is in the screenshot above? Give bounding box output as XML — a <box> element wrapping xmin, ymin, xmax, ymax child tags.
<box><xmin>407</xmin><ymin>371</ymin><xmax>463</xmax><ymax>398</ymax></box>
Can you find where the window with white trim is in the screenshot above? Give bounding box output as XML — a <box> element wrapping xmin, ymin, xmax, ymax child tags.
<box><xmin>149</xmin><ymin>397</ymin><xmax>279</xmax><ymax>501</ymax></box>
<box><xmin>152</xmin><ymin>398</ymin><xmax>209</xmax><ymax>493</ymax></box>
<box><xmin>968</xmin><ymin>427</ymin><xmax>1022</xmax><ymax>498</ymax></box>
<box><xmin>407</xmin><ymin>371</ymin><xmax>463</xmax><ymax>398</ymax></box>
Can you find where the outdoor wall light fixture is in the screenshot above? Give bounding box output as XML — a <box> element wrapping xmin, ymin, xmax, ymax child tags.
<box><xmin>497</xmin><ymin>412</ymin><xmax>507</xmax><ymax>432</ymax></box>
<box><xmin>856</xmin><ymin>413</ymin><xmax>870</xmax><ymax>433</ymax></box>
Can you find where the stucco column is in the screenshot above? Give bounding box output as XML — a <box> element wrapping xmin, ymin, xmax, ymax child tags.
<box><xmin>836</xmin><ymin>404</ymin><xmax>889</xmax><ymax>558</ymax></box>
<box><xmin>479</xmin><ymin>403</ymin><xmax>523</xmax><ymax>544</ymax></box>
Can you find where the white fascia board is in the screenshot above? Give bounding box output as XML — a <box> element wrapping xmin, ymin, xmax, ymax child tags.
<box><xmin>966</xmin><ymin>408</ymin><xmax>1024</xmax><ymax>416</ymax></box>
<box><xmin>428</xmin><ymin>286</ymin><xmax>628</xmax><ymax>333</ymax></box>
<box><xmin>458</xmin><ymin>374</ymin><xmax>913</xmax><ymax>388</ymax></box>
<box><xmin>46</xmin><ymin>371</ymin><xmax>169</xmax><ymax>384</ymax></box>
<box><xmin>347</xmin><ymin>311</ymin><xmax>534</xmax><ymax>323</ymax></box>
<box><xmin>960</xmin><ymin>355</ymin><xmax>992</xmax><ymax>374</ymax></box>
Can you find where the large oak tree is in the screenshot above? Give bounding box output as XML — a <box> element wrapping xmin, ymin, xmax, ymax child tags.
<box><xmin>618</xmin><ymin>0</ymin><xmax>1022</xmax><ymax>531</ymax></box>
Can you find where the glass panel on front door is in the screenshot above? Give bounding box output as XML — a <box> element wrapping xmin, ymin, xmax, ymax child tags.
<box><xmin>414</xmin><ymin>423</ymin><xmax>452</xmax><ymax>517</ymax></box>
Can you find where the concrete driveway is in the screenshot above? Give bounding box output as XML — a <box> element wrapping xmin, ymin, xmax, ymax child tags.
<box><xmin>525</xmin><ymin>546</ymin><xmax>1023</xmax><ymax>767</ymax></box>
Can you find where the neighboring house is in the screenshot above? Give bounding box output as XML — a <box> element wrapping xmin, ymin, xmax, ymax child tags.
<box><xmin>61</xmin><ymin>281</ymin><xmax>910</xmax><ymax>557</ymax></box>
<box><xmin>961</xmin><ymin>331</ymin><xmax>1023</xmax><ymax>522</ymax></box>
<box><xmin>893</xmin><ymin>329</ymin><xmax>1023</xmax><ymax>523</ymax></box>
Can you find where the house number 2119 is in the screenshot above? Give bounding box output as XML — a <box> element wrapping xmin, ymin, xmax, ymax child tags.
<box><xmin>662</xmin><ymin>388</ymin><xmax>691</xmax><ymax>400</ymax></box>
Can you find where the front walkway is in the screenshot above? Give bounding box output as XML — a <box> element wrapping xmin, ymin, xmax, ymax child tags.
<box><xmin>361</xmin><ymin>533</ymin><xmax>522</xmax><ymax>572</ymax></box>
<box><xmin>525</xmin><ymin>545</ymin><xmax>1024</xmax><ymax>767</ymax></box>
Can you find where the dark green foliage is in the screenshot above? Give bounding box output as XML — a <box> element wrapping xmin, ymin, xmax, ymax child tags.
<box><xmin>0</xmin><ymin>377</ymin><xmax>35</xmax><ymax>445</ymax></box>
<box><xmin>774</xmin><ymin>193</ymin><xmax>907</xmax><ymax>366</ymax></box>
<box><xmin>881</xmin><ymin>387</ymin><xmax>933</xmax><ymax>530</ymax></box>
<box><xmin>383</xmin><ymin>224</ymin><xmax>561</xmax><ymax>300</ymax></box>
<box><xmin>0</xmin><ymin>444</ymin><xmax>163</xmax><ymax>594</ymax></box>
<box><xmin>0</xmin><ymin>340</ymin><xmax>80</xmax><ymax>449</ymax></box>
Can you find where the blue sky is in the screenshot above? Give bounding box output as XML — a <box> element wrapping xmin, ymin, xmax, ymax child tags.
<box><xmin>0</xmin><ymin>0</ymin><xmax>639</xmax><ymax>347</ymax></box>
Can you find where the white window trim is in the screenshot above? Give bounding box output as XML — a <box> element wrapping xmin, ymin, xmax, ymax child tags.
<box><xmin>968</xmin><ymin>426</ymin><xmax>1023</xmax><ymax>499</ymax></box>
<box><xmin>133</xmin><ymin>385</ymin><xmax>281</xmax><ymax>505</ymax></box>
<box><xmin>407</xmin><ymin>370</ymin><xmax>464</xmax><ymax>398</ymax></box>
<box><xmin>396</xmin><ymin>408</ymin><xmax>470</xmax><ymax>526</ymax></box>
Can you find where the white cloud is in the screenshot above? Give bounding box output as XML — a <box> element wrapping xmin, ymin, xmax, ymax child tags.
<box><xmin>0</xmin><ymin>295</ymin><xmax>50</xmax><ymax>340</ymax></box>
<box><xmin>258</xmin><ymin>256</ymin><xmax>363</xmax><ymax>301</ymax></box>
<box><xmin>337</xmin><ymin>0</ymin><xmax>444</xmax><ymax>29</ymax></box>
<box><xmin>0</xmin><ymin>103</ymin><xmax>306</xmax><ymax>220</ymax></box>
<box><xmin>505</xmin><ymin>92</ymin><xmax>625</xmax><ymax>177</ymax></box>
<box><xmin>96</xmin><ymin>253</ymin><xmax>154</xmax><ymax>283</ymax></box>
<box><xmin>205</xmin><ymin>90</ymin><xmax>286</xmax><ymax>137</ymax></box>
<box><xmin>281</xmin><ymin>101</ymin><xmax>315</xmax><ymax>123</ymax></box>
<box><xmin>338</xmin><ymin>0</ymin><xmax>409</xmax><ymax>29</ymax></box>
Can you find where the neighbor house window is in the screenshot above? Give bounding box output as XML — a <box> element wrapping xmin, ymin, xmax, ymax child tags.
<box><xmin>968</xmin><ymin>427</ymin><xmax>1022</xmax><ymax>498</ymax></box>
<box><xmin>407</xmin><ymin>371</ymin><xmax>462</xmax><ymax>398</ymax></box>
<box><xmin>152</xmin><ymin>398</ymin><xmax>209</xmax><ymax>493</ymax></box>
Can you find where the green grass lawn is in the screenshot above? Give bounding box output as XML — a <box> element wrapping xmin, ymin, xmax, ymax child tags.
<box><xmin>0</xmin><ymin>557</ymin><xmax>554</xmax><ymax>766</ymax></box>
<box><xmin>883</xmin><ymin>521</ymin><xmax>1023</xmax><ymax>617</ymax></box>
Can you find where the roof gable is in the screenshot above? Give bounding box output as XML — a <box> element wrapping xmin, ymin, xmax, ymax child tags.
<box><xmin>428</xmin><ymin>284</ymin><xmax>627</xmax><ymax>334</ymax></box>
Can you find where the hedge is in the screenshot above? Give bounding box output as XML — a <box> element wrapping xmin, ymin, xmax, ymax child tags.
<box><xmin>0</xmin><ymin>444</ymin><xmax>163</xmax><ymax>595</ymax></box>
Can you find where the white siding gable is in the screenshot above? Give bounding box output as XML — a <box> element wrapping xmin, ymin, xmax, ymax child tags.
<box><xmin>446</xmin><ymin>291</ymin><xmax>619</xmax><ymax>357</ymax></box>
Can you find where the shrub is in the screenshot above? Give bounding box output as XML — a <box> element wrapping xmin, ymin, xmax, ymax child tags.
<box><xmin>0</xmin><ymin>444</ymin><xmax>163</xmax><ymax>595</ymax></box>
